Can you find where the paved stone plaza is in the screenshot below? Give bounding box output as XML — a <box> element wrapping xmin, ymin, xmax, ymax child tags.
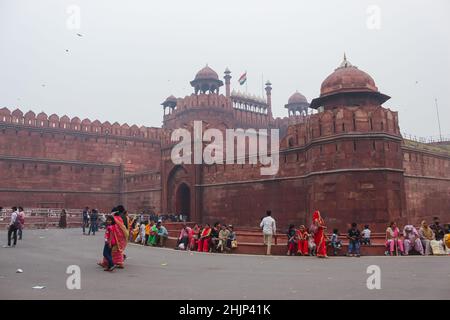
<box><xmin>0</xmin><ymin>228</ymin><xmax>449</xmax><ymax>300</ymax></box>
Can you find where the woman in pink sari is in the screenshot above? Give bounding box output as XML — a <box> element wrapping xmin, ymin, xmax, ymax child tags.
<box><xmin>311</xmin><ymin>210</ymin><xmax>328</xmax><ymax>258</ymax></box>
<box><xmin>385</xmin><ymin>221</ymin><xmax>404</xmax><ymax>256</ymax></box>
<box><xmin>190</xmin><ymin>224</ymin><xmax>200</xmax><ymax>250</ymax></box>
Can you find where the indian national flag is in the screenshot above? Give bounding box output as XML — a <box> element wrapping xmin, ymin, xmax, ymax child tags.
<box><xmin>238</xmin><ymin>72</ymin><xmax>247</xmax><ymax>85</ymax></box>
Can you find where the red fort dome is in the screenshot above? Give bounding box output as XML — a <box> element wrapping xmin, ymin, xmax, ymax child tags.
<box><xmin>194</xmin><ymin>65</ymin><xmax>219</xmax><ymax>81</ymax></box>
<box><xmin>320</xmin><ymin>55</ymin><xmax>378</xmax><ymax>96</ymax></box>
<box><xmin>190</xmin><ymin>64</ymin><xmax>223</xmax><ymax>94</ymax></box>
<box><xmin>310</xmin><ymin>54</ymin><xmax>390</xmax><ymax>109</ymax></box>
<box><xmin>285</xmin><ymin>91</ymin><xmax>310</xmax><ymax>116</ymax></box>
<box><xmin>288</xmin><ymin>91</ymin><xmax>308</xmax><ymax>104</ymax></box>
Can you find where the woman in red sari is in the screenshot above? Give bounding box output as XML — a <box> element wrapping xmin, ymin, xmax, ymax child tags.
<box><xmin>100</xmin><ymin>210</ymin><xmax>129</xmax><ymax>269</ymax></box>
<box><xmin>111</xmin><ymin>213</ymin><xmax>129</xmax><ymax>267</ymax></box>
<box><xmin>197</xmin><ymin>223</ymin><xmax>212</xmax><ymax>252</ymax></box>
<box><xmin>311</xmin><ymin>210</ymin><xmax>328</xmax><ymax>258</ymax></box>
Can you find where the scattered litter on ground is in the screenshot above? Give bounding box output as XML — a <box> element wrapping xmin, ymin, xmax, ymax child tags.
<box><xmin>32</xmin><ymin>286</ymin><xmax>46</xmax><ymax>289</ymax></box>
<box><xmin>161</xmin><ymin>263</ymin><xmax>168</xmax><ymax>266</ymax></box>
<box><xmin>39</xmin><ymin>237</ymin><xmax>45</xmax><ymax>239</ymax></box>
<box><xmin>16</xmin><ymin>269</ymin><xmax>23</xmax><ymax>273</ymax></box>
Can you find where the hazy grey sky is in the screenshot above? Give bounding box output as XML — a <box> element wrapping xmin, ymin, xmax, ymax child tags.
<box><xmin>1</xmin><ymin>0</ymin><xmax>449</xmax><ymax>138</ymax></box>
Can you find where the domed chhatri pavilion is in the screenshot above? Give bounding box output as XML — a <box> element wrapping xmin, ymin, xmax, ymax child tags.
<box><xmin>190</xmin><ymin>65</ymin><xmax>224</xmax><ymax>94</ymax></box>
<box><xmin>310</xmin><ymin>54</ymin><xmax>390</xmax><ymax>110</ymax></box>
<box><xmin>0</xmin><ymin>56</ymin><xmax>449</xmax><ymax>232</ymax></box>
<box><xmin>285</xmin><ymin>91</ymin><xmax>309</xmax><ymax>116</ymax></box>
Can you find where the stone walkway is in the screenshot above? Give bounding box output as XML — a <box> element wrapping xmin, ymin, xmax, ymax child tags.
<box><xmin>0</xmin><ymin>228</ymin><xmax>449</xmax><ymax>299</ymax></box>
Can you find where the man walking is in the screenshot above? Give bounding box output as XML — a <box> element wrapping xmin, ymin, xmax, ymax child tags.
<box><xmin>7</xmin><ymin>207</ymin><xmax>19</xmax><ymax>247</ymax></box>
<box><xmin>88</xmin><ymin>209</ymin><xmax>99</xmax><ymax>235</ymax></box>
<box><xmin>260</xmin><ymin>210</ymin><xmax>276</xmax><ymax>255</ymax></box>
<box><xmin>82</xmin><ymin>207</ymin><xmax>89</xmax><ymax>235</ymax></box>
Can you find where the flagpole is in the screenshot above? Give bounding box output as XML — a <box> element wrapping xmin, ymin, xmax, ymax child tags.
<box><xmin>435</xmin><ymin>98</ymin><xmax>442</xmax><ymax>141</ymax></box>
<box><xmin>245</xmin><ymin>70</ymin><xmax>248</xmax><ymax>94</ymax></box>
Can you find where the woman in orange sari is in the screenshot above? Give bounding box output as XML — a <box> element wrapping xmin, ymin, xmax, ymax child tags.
<box><xmin>311</xmin><ymin>211</ymin><xmax>328</xmax><ymax>258</ymax></box>
<box><xmin>296</xmin><ymin>225</ymin><xmax>309</xmax><ymax>256</ymax></box>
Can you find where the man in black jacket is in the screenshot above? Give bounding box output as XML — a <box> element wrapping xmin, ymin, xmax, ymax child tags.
<box><xmin>88</xmin><ymin>209</ymin><xmax>99</xmax><ymax>235</ymax></box>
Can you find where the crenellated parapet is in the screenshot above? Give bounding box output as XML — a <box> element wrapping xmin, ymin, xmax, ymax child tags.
<box><xmin>280</xmin><ymin>105</ymin><xmax>400</xmax><ymax>149</ymax></box>
<box><xmin>0</xmin><ymin>107</ymin><xmax>163</xmax><ymax>141</ymax></box>
<box><xmin>163</xmin><ymin>93</ymin><xmax>233</xmax><ymax>122</ymax></box>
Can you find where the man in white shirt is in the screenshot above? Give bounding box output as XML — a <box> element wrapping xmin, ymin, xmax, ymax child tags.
<box><xmin>7</xmin><ymin>207</ymin><xmax>19</xmax><ymax>247</ymax></box>
<box><xmin>260</xmin><ymin>210</ymin><xmax>276</xmax><ymax>255</ymax></box>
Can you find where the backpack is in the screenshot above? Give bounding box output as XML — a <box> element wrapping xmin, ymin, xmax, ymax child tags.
<box><xmin>18</xmin><ymin>213</ymin><xmax>25</xmax><ymax>225</ymax></box>
<box><xmin>13</xmin><ymin>215</ymin><xmax>21</xmax><ymax>229</ymax></box>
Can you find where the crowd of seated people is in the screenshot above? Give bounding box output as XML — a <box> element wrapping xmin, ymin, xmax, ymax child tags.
<box><xmin>153</xmin><ymin>213</ymin><xmax>187</xmax><ymax>223</ymax></box>
<box><xmin>286</xmin><ymin>224</ymin><xmax>317</xmax><ymax>256</ymax></box>
<box><xmin>384</xmin><ymin>217</ymin><xmax>450</xmax><ymax>256</ymax></box>
<box><xmin>175</xmin><ymin>222</ymin><xmax>237</xmax><ymax>253</ymax></box>
<box><xmin>284</xmin><ymin>217</ymin><xmax>450</xmax><ymax>257</ymax></box>
<box><xmin>127</xmin><ymin>212</ymin><xmax>449</xmax><ymax>257</ymax></box>
<box><xmin>128</xmin><ymin>217</ymin><xmax>169</xmax><ymax>247</ymax></box>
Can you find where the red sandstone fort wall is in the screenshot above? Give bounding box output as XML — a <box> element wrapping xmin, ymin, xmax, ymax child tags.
<box><xmin>0</xmin><ymin>158</ymin><xmax>121</xmax><ymax>210</ymax></box>
<box><xmin>402</xmin><ymin>144</ymin><xmax>450</xmax><ymax>225</ymax></box>
<box><xmin>0</xmin><ymin>108</ymin><xmax>163</xmax><ymax>210</ymax></box>
<box><xmin>0</xmin><ymin>108</ymin><xmax>162</xmax><ymax>173</ymax></box>
<box><xmin>200</xmin><ymin>171</ymin><xmax>403</xmax><ymax>233</ymax></box>
<box><xmin>122</xmin><ymin>171</ymin><xmax>162</xmax><ymax>213</ymax></box>
<box><xmin>2</xmin><ymin>101</ymin><xmax>449</xmax><ymax>230</ymax></box>
<box><xmin>198</xmin><ymin>106</ymin><xmax>405</xmax><ymax>232</ymax></box>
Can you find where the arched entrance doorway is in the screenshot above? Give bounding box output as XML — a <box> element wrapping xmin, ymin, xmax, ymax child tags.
<box><xmin>175</xmin><ymin>183</ymin><xmax>190</xmax><ymax>220</ymax></box>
